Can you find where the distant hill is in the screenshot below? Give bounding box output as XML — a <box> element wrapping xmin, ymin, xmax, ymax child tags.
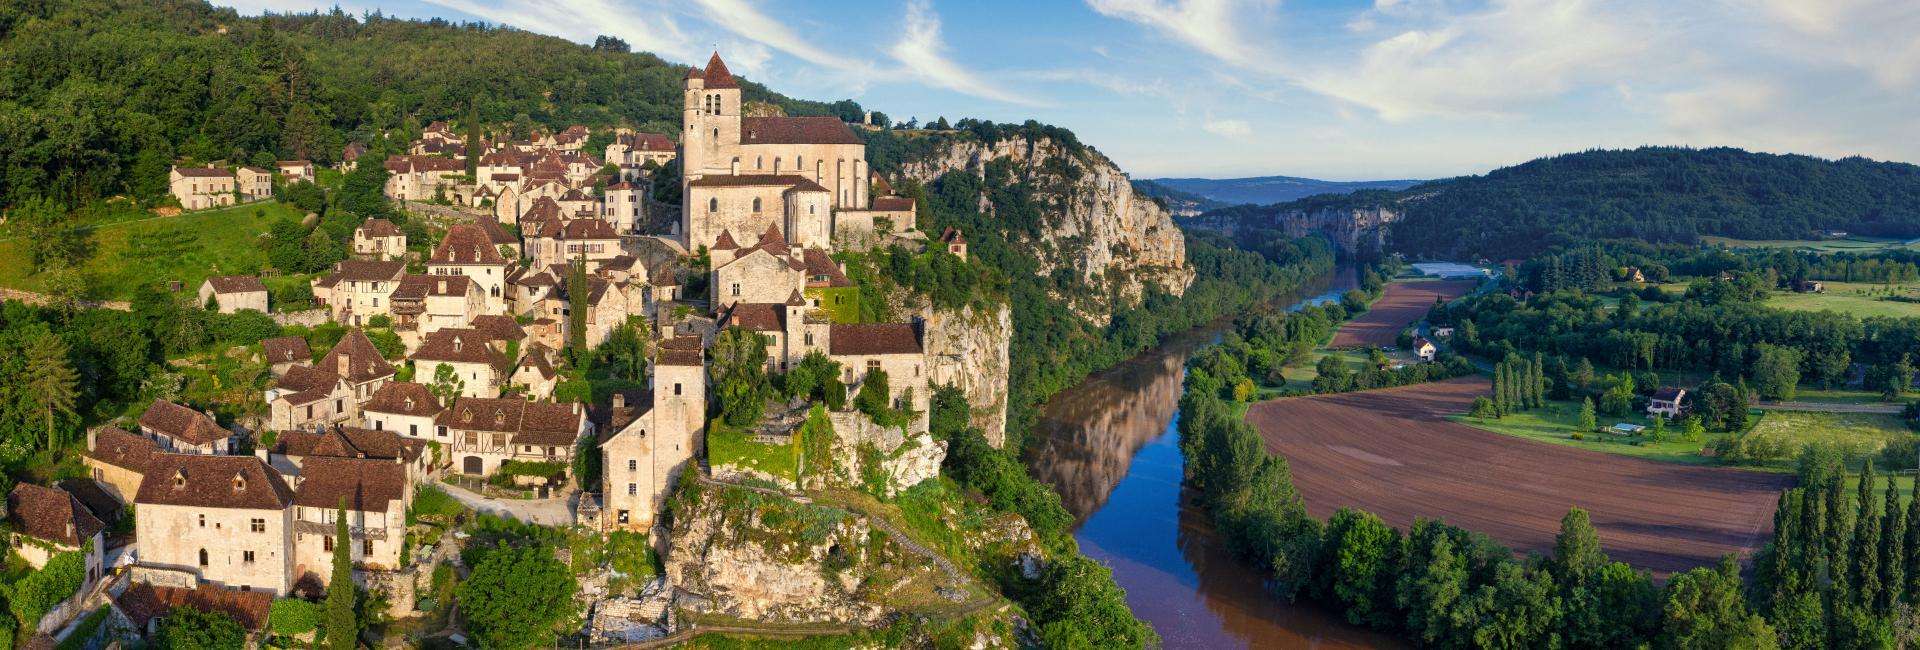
<box><xmin>1146</xmin><ymin>175</ymin><xmax>1421</xmax><ymax>207</ymax></box>
<box><xmin>1202</xmin><ymin>147</ymin><xmax>1920</xmax><ymax>260</ymax></box>
<box><xmin>1130</xmin><ymin>179</ymin><xmax>1230</xmax><ymax>216</ymax></box>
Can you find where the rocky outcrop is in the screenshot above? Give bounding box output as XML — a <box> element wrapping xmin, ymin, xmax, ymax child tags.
<box><xmin>897</xmin><ymin>135</ymin><xmax>1193</xmax><ymax>325</ymax></box>
<box><xmin>922</xmin><ymin>302</ymin><xmax>1012</xmax><ymax>446</ymax></box>
<box><xmin>1183</xmin><ymin>204</ymin><xmax>1401</xmax><ymax>255</ymax></box>
<box><xmin>812</xmin><ymin>410</ymin><xmax>944</xmax><ymax>498</ymax></box>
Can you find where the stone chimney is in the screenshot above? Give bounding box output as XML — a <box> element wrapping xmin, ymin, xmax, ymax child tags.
<box><xmin>337</xmin><ymin>353</ymin><xmax>350</xmax><ymax>377</ymax></box>
<box><xmin>612</xmin><ymin>393</ymin><xmax>626</xmax><ymax>409</ymax></box>
<box><xmin>571</xmin><ymin>401</ymin><xmax>582</xmax><ymax>415</ymax></box>
<box><xmin>438</xmin><ymin>279</ymin><xmax>447</xmax><ymax>293</ymax></box>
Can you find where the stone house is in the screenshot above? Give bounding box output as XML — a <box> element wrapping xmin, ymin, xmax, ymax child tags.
<box><xmin>168</xmin><ymin>166</ymin><xmax>236</xmax><ymax>211</ymax></box>
<box><xmin>382</xmin><ymin>155</ymin><xmax>465</xmax><ymax>201</ymax></box>
<box><xmin>527</xmin><ymin>216</ymin><xmax>623</xmax><ymax>271</ymax></box>
<box><xmin>427</xmin><ymin>224</ymin><xmax>511</xmax><ymax>313</ymax></box>
<box><xmin>235</xmin><ymin>167</ymin><xmax>273</xmax><ymax>201</ymax></box>
<box><xmin>685</xmin><ymin>175</ymin><xmax>832</xmax><ymax>253</ymax></box>
<box><xmin>111</xmin><ymin>583</ymin><xmax>272</xmax><ymax>643</ymax></box>
<box><xmin>717</xmin><ymin>296</ymin><xmax>824</xmax><ymax>372</ymax></box>
<box><xmin>361</xmin><ymin>381</ymin><xmax>444</xmax><ymax>443</ymax></box>
<box><xmin>437</xmin><ymin>398</ymin><xmax>589</xmax><ymax>476</ymax></box>
<box><xmin>605</xmin><ymin>131</ymin><xmax>676</xmax><ymax>182</ymax></box>
<box><xmin>597</xmin><ymin>338</ymin><xmax>705</xmax><ymax>531</ymax></box>
<box><xmin>409</xmin><ymin>328</ymin><xmax>512</xmax><ymax>398</ymax></box>
<box><xmin>312</xmin><ymin>259</ymin><xmax>406</xmax><ymax>326</ymax></box>
<box><xmin>830</xmin><ymin>322</ymin><xmax>932</xmax><ymax>414</ymax></box>
<box><xmin>265</xmin><ymin>364</ymin><xmax>356</xmax><ymax>432</ymax></box>
<box><xmin>1648</xmin><ymin>387</ymin><xmax>1687</xmax><ymax>418</ymax></box>
<box><xmin>263</xmin><ymin>426</ymin><xmax>427</xmax><ymax>481</ymax></box>
<box><xmin>261</xmin><ymin>335</ymin><xmax>313</xmax><ymax>377</ymax></box>
<box><xmin>510</xmin><ymin>343</ymin><xmax>559</xmax><ymax>400</ymax></box>
<box><xmin>602</xmin><ymin>182</ymin><xmax>647</xmax><ymax>232</ymax></box>
<box><xmin>289</xmin><ymin>457</ymin><xmax>410</xmax><ymax>580</ymax></box>
<box><xmin>138</xmin><ymin>399</ymin><xmax>232</xmax><ymax>455</ymax></box>
<box><xmin>6</xmin><ymin>483</ymin><xmax>106</xmax><ymax>589</ymax></box>
<box><xmin>135</xmin><ymin>454</ymin><xmax>296</xmax><ymax>594</ymax></box>
<box><xmin>938</xmin><ymin>227</ymin><xmax>966</xmax><ymax>259</ymax></box>
<box><xmin>680</xmin><ymin>54</ymin><xmax>871</xmax><ymax>220</ymax></box>
<box><xmin>198</xmin><ymin>275</ymin><xmax>269</xmax><ymax>314</ymax></box>
<box><xmin>341</xmin><ymin>142</ymin><xmax>367</xmax><ymax>171</ymax></box>
<box><xmin>84</xmin><ymin>426</ymin><xmax>159</xmax><ymax>502</ymax></box>
<box><xmin>352</xmin><ymin>218</ymin><xmax>406</xmax><ymax>260</ymax></box>
<box><xmin>276</xmin><ymin>160</ymin><xmax>314</xmax><ymax>183</ymax></box>
<box><xmin>319</xmin><ymin>329</ymin><xmax>397</xmax><ymax>404</ymax></box>
<box><xmin>832</xmin><ymin>196</ymin><xmax>920</xmax><ymax>249</ymax></box>
<box><xmin>1412</xmin><ymin>337</ymin><xmax>1437</xmax><ymax>361</ymax></box>
<box><xmin>390</xmin><ymin>274</ymin><xmax>485</xmax><ymax>337</ymax></box>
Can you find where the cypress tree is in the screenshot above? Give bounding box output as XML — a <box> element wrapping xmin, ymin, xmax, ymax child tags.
<box><xmin>1851</xmin><ymin>460</ymin><xmax>1881</xmax><ymax>609</ymax></box>
<box><xmin>1493</xmin><ymin>363</ymin><xmax>1509</xmax><ymax>414</ymax></box>
<box><xmin>325</xmin><ymin>500</ymin><xmax>357</xmax><ymax>650</ymax></box>
<box><xmin>1827</xmin><ymin>474</ymin><xmax>1850</xmax><ymax>578</ymax></box>
<box><xmin>1531</xmin><ymin>353</ymin><xmax>1546</xmax><ymax>408</ymax></box>
<box><xmin>464</xmin><ymin>100</ymin><xmax>481</xmax><ymax>178</ymax></box>
<box><xmin>1907</xmin><ymin>487</ymin><xmax>1920</xmax><ymax>604</ymax></box>
<box><xmin>1763</xmin><ymin>489</ymin><xmax>1803</xmax><ymax>601</ymax></box>
<box><xmin>1880</xmin><ymin>475</ymin><xmax>1904</xmax><ymax>613</ymax></box>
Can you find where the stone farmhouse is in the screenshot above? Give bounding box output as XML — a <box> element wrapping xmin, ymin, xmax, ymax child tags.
<box><xmin>427</xmin><ymin>224</ymin><xmax>511</xmax><ymax>312</ymax></box>
<box><xmin>352</xmin><ymin>218</ymin><xmax>406</xmax><ymax>260</ymax></box>
<box><xmin>7</xmin><ymin>483</ymin><xmax>107</xmax><ymax>586</ymax></box>
<box><xmin>168</xmin><ymin>166</ymin><xmax>235</xmax><ymax>211</ymax></box>
<box><xmin>313</xmin><ymin>259</ymin><xmax>406</xmax><ymax>326</ymax></box>
<box><xmin>198</xmin><ymin>275</ymin><xmax>268</xmax><ymax>314</ymax></box>
<box><xmin>410</xmin><ymin>327</ymin><xmax>513</xmax><ymax>398</ymax></box>
<box><xmin>361</xmin><ymin>381</ymin><xmax>444</xmax><ymax>443</ymax></box>
<box><xmin>265</xmin><ymin>330</ymin><xmax>395</xmax><ymax>431</ymax></box>
<box><xmin>436</xmin><ymin>397</ymin><xmax>589</xmax><ymax>476</ymax></box>
<box><xmin>138</xmin><ymin>399</ymin><xmax>233</xmax><ymax>455</ymax></box>
<box><xmin>597</xmin><ymin>337</ymin><xmax>705</xmax><ymax>531</ymax></box>
<box><xmin>235</xmin><ymin>166</ymin><xmax>273</xmax><ymax>201</ymax></box>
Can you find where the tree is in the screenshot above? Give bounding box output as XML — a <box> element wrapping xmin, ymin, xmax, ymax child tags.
<box><xmin>1322</xmin><ymin>508</ymin><xmax>1398</xmax><ymax>628</ymax></box>
<box><xmin>566</xmin><ymin>256</ymin><xmax>589</xmax><ymax>355</ymax></box>
<box><xmin>429</xmin><ymin>363</ymin><xmax>464</xmax><ymax>403</ymax></box>
<box><xmin>711</xmin><ymin>327</ymin><xmax>769</xmax><ymax>426</ymax></box>
<box><xmin>600</xmin><ymin>316</ymin><xmax>652</xmax><ymax>382</ymax></box>
<box><xmin>464</xmin><ymin>100</ymin><xmax>481</xmax><ymax>178</ymax></box>
<box><xmin>1855</xmin><ymin>459</ymin><xmax>1884</xmax><ymax>609</ymax></box>
<box><xmin>21</xmin><ymin>331</ymin><xmax>79</xmax><ymax>450</ymax></box>
<box><xmin>457</xmin><ymin>542</ymin><xmax>577</xmax><ymax>649</ymax></box>
<box><xmin>325</xmin><ymin>501</ymin><xmax>356</xmax><ymax>650</ymax></box>
<box><xmin>1469</xmin><ymin>396</ymin><xmax>1498</xmax><ymax>419</ymax></box>
<box><xmin>1751</xmin><ymin>343</ymin><xmax>1802</xmax><ymax>401</ymax></box>
<box><xmin>1882</xmin><ymin>474</ymin><xmax>1906</xmax><ymax>614</ymax></box>
<box><xmin>13</xmin><ymin>196</ymin><xmax>89</xmax><ymax>271</ymax></box>
<box><xmin>1578</xmin><ymin>397</ymin><xmax>1597</xmax><ymax>431</ymax></box>
<box><xmin>156</xmin><ymin>605</ymin><xmax>247</xmax><ymax>649</ymax></box>
<box><xmin>1657</xmin><ymin>556</ymin><xmax>1778</xmax><ymax>650</ymax></box>
<box><xmin>1403</xmin><ymin>533</ymin><xmax>1467</xmax><ymax>645</ymax></box>
<box><xmin>854</xmin><ymin>368</ymin><xmax>892</xmax><ymax>417</ymax></box>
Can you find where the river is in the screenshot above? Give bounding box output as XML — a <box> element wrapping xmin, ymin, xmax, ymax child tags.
<box><xmin>1028</xmin><ymin>265</ymin><xmax>1403</xmax><ymax>649</ymax></box>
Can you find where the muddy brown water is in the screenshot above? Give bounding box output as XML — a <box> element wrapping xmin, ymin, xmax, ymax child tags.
<box><xmin>1028</xmin><ymin>266</ymin><xmax>1404</xmax><ymax>649</ymax></box>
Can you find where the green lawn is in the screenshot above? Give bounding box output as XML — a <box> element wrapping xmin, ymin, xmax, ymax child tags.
<box><xmin>1785</xmin><ymin>387</ymin><xmax>1908</xmax><ymax>404</ymax></box>
<box><xmin>707</xmin><ymin>418</ymin><xmax>801</xmax><ymax>484</ymax></box>
<box><xmin>1767</xmin><ymin>281</ymin><xmax>1920</xmax><ymax>319</ymax></box>
<box><xmin>0</xmin><ymin>201</ymin><xmax>303</xmax><ymax>301</ymax></box>
<box><xmin>805</xmin><ymin>286</ymin><xmax>862</xmax><ymax>324</ymax></box>
<box><xmin>1744</xmin><ymin>409</ymin><xmax>1912</xmax><ymax>460</ymax></box>
<box><xmin>1450</xmin><ymin>400</ymin><xmax>1718</xmax><ymax>466</ymax></box>
<box><xmin>1278</xmin><ymin>348</ymin><xmax>1373</xmax><ymax>387</ymax></box>
<box><xmin>1701</xmin><ymin>235</ymin><xmax>1920</xmax><ymax>253</ymax></box>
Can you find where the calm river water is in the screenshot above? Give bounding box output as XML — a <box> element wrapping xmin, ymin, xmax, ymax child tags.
<box><xmin>1029</xmin><ymin>266</ymin><xmax>1404</xmax><ymax>649</ymax></box>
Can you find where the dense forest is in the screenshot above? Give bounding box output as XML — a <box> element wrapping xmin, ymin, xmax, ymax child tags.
<box><xmin>1206</xmin><ymin>147</ymin><xmax>1920</xmax><ymax>260</ymax></box>
<box><xmin>0</xmin><ymin>0</ymin><xmax>864</xmax><ymax>208</ymax></box>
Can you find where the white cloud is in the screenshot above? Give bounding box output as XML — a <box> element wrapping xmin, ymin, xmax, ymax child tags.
<box><xmin>419</xmin><ymin>0</ymin><xmax>696</xmax><ymax>61</ymax></box>
<box><xmin>887</xmin><ymin>0</ymin><xmax>1037</xmax><ymax>105</ymax></box>
<box><xmin>690</xmin><ymin>0</ymin><xmax>870</xmax><ymax>73</ymax></box>
<box><xmin>1084</xmin><ymin>0</ymin><xmax>1279</xmax><ymax>71</ymax></box>
<box><xmin>1201</xmin><ymin>118</ymin><xmax>1251</xmax><ymax>137</ymax></box>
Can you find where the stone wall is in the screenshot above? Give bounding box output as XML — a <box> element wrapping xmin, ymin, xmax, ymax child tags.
<box><xmin>272</xmin><ymin>308</ymin><xmax>331</xmax><ymax>328</ymax></box>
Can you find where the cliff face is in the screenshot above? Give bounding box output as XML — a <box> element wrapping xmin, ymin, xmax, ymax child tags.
<box><xmin>1183</xmin><ymin>204</ymin><xmax>1401</xmax><ymax>255</ymax></box>
<box><xmin>898</xmin><ymin>136</ymin><xmax>1193</xmax><ymax>324</ymax></box>
<box><xmin>922</xmin><ymin>302</ymin><xmax>1012</xmax><ymax>446</ymax></box>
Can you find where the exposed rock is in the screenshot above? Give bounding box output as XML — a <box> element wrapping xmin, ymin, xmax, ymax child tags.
<box><xmin>812</xmin><ymin>410</ymin><xmax>945</xmax><ymax>498</ymax></box>
<box><xmin>1182</xmin><ymin>204</ymin><xmax>1402</xmax><ymax>256</ymax></box>
<box><xmin>922</xmin><ymin>302</ymin><xmax>1012</xmax><ymax>446</ymax></box>
<box><xmin>896</xmin><ymin>135</ymin><xmax>1193</xmax><ymax>325</ymax></box>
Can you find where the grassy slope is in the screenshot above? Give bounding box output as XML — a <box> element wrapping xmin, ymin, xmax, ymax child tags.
<box><xmin>0</xmin><ymin>201</ymin><xmax>302</xmax><ymax>300</ymax></box>
<box><xmin>707</xmin><ymin>419</ymin><xmax>801</xmax><ymax>483</ymax></box>
<box><xmin>1701</xmin><ymin>235</ymin><xmax>1920</xmax><ymax>253</ymax></box>
<box><xmin>1767</xmin><ymin>281</ymin><xmax>1920</xmax><ymax>319</ymax></box>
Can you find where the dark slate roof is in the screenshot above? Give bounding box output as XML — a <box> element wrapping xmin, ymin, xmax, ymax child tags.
<box><xmin>262</xmin><ymin>336</ymin><xmax>312</xmax><ymax>365</ymax></box>
<box><xmin>1653</xmin><ymin>387</ymin><xmax>1686</xmax><ymax>401</ymax></box>
<box><xmin>136</xmin><ymin>454</ymin><xmax>293</xmax><ymax>510</ymax></box>
<box><xmin>139</xmin><ymin>399</ymin><xmax>228</xmax><ymax>445</ymax></box>
<box><xmin>829</xmin><ymin>323</ymin><xmax>922</xmax><ymax>356</ymax></box>
<box><xmin>292</xmin><ymin>456</ymin><xmax>408</xmax><ymax>511</ymax></box>
<box><xmin>362</xmin><ymin>381</ymin><xmax>443</xmax><ymax>418</ymax></box>
<box><xmin>203</xmin><ymin>275</ymin><xmax>266</xmax><ymax>294</ymax></box>
<box><xmin>741</xmin><ymin>117</ymin><xmax>862</xmax><ymax>145</ymax></box>
<box><xmin>7</xmin><ymin>484</ymin><xmax>104</xmax><ymax>547</ymax></box>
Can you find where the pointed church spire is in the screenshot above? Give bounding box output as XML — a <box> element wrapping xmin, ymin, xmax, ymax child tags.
<box><xmin>703</xmin><ymin>52</ymin><xmax>738</xmax><ymax>89</ymax></box>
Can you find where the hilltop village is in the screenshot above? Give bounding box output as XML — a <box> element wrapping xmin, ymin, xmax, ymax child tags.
<box><xmin>9</xmin><ymin>53</ymin><xmax>1011</xmax><ymax>646</ymax></box>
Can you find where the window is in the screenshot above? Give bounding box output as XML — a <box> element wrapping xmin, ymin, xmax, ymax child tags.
<box><xmin>673</xmin><ymin>382</ymin><xmax>683</xmax><ymax>396</ymax></box>
<box><xmin>410</xmin><ymin>424</ymin><xmax>418</xmax><ymax>437</ymax></box>
<box><xmin>708</xmin><ymin>198</ymin><xmax>718</xmax><ymax>213</ymax></box>
<box><xmin>243</xmin><ymin>550</ymin><xmax>255</xmax><ymax>564</ymax></box>
<box><xmin>730</xmin><ymin>283</ymin><xmax>740</xmax><ymax>296</ymax></box>
<box><xmin>198</xmin><ymin>514</ymin><xmax>206</xmax><ymax>528</ymax></box>
<box><xmin>627</xmin><ymin>483</ymin><xmax>638</xmax><ymax>495</ymax></box>
<box><xmin>198</xmin><ymin>549</ymin><xmax>208</xmax><ymax>567</ymax></box>
<box><xmin>627</xmin><ymin>459</ymin><xmax>637</xmax><ymax>471</ymax></box>
<box><xmin>751</xmin><ymin>198</ymin><xmax>761</xmax><ymax>212</ymax></box>
<box><xmin>323</xmin><ymin>536</ymin><xmax>334</xmax><ymax>552</ymax></box>
<box><xmin>250</xmin><ymin>518</ymin><xmax>265</xmax><ymax>533</ymax></box>
<box><xmin>363</xmin><ymin>539</ymin><xmax>374</xmax><ymax>555</ymax></box>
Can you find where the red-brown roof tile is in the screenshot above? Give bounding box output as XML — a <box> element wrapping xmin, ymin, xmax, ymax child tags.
<box><xmin>86</xmin><ymin>426</ymin><xmax>159</xmax><ymax>473</ymax></box>
<box><xmin>829</xmin><ymin>323</ymin><xmax>922</xmax><ymax>356</ymax></box>
<box><xmin>362</xmin><ymin>382</ymin><xmax>443</xmax><ymax>418</ymax></box>
<box><xmin>262</xmin><ymin>336</ymin><xmax>312</xmax><ymax>365</ymax></box>
<box><xmin>320</xmin><ymin>330</ymin><xmax>396</xmax><ymax>384</ymax></box>
<box><xmin>139</xmin><ymin>400</ymin><xmax>228</xmax><ymax>446</ymax></box>
<box><xmin>741</xmin><ymin>117</ymin><xmax>862</xmax><ymax>145</ymax></box>
<box><xmin>432</xmin><ymin>224</ymin><xmax>508</xmax><ymax>265</ymax></box>
<box><xmin>292</xmin><ymin>456</ymin><xmax>408</xmax><ymax>511</ymax></box>
<box><xmin>135</xmin><ymin>454</ymin><xmax>293</xmax><ymax>510</ymax></box>
<box><xmin>203</xmin><ymin>275</ymin><xmax>266</xmax><ymax>294</ymax></box>
<box><xmin>115</xmin><ymin>584</ymin><xmax>272</xmax><ymax>632</ymax></box>
<box><xmin>8</xmin><ymin>484</ymin><xmax>103</xmax><ymax>547</ymax></box>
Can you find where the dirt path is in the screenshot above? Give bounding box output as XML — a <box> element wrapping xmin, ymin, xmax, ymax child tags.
<box><xmin>1249</xmin><ymin>378</ymin><xmax>1793</xmax><ymax>576</ymax></box>
<box><xmin>1329</xmin><ymin>280</ymin><xmax>1478</xmax><ymax>349</ymax></box>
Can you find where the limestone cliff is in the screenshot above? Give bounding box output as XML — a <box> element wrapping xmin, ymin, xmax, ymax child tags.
<box><xmin>1182</xmin><ymin>204</ymin><xmax>1402</xmax><ymax>256</ymax></box>
<box><xmin>921</xmin><ymin>302</ymin><xmax>1011</xmax><ymax>446</ymax></box>
<box><xmin>896</xmin><ymin>135</ymin><xmax>1193</xmax><ymax>325</ymax></box>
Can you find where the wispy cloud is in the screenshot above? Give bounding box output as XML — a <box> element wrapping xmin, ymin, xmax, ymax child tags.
<box><xmin>690</xmin><ymin>0</ymin><xmax>870</xmax><ymax>73</ymax></box>
<box><xmin>887</xmin><ymin>0</ymin><xmax>1037</xmax><ymax>106</ymax></box>
<box><xmin>1084</xmin><ymin>0</ymin><xmax>1280</xmax><ymax>71</ymax></box>
<box><xmin>419</xmin><ymin>0</ymin><xmax>696</xmax><ymax>61</ymax></box>
<box><xmin>1201</xmin><ymin>118</ymin><xmax>1251</xmax><ymax>137</ymax></box>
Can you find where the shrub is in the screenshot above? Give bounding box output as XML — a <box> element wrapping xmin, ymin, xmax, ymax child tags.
<box><xmin>269</xmin><ymin>598</ymin><xmax>319</xmax><ymax>637</ymax></box>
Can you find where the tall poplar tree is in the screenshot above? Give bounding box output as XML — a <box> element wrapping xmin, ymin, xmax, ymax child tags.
<box><xmin>1851</xmin><ymin>460</ymin><xmax>1882</xmax><ymax>609</ymax></box>
<box><xmin>464</xmin><ymin>100</ymin><xmax>480</xmax><ymax>178</ymax></box>
<box><xmin>325</xmin><ymin>501</ymin><xmax>357</xmax><ymax>650</ymax></box>
<box><xmin>1906</xmin><ymin>489</ymin><xmax>1920</xmax><ymax>604</ymax></box>
<box><xmin>1879</xmin><ymin>476</ymin><xmax>1904</xmax><ymax>613</ymax></box>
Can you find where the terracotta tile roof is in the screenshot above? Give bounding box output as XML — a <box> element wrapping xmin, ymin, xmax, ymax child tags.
<box><xmin>712</xmin><ymin>229</ymin><xmax>739</xmax><ymax>250</ymax></box>
<box><xmin>618</xmin><ymin>132</ymin><xmax>676</xmax><ymax>151</ymax></box>
<box><xmin>432</xmin><ymin>224</ymin><xmax>508</xmax><ymax>265</ymax></box>
<box><xmin>560</xmin><ymin>188</ymin><xmax>589</xmax><ymax>202</ymax></box>
<box><xmin>702</xmin><ymin>52</ymin><xmax>738</xmax><ymax>89</ymax></box>
<box><xmin>412</xmin><ymin>328</ymin><xmax>511</xmax><ymax>370</ymax></box>
<box><xmin>870</xmin><ymin>172</ymin><xmax>893</xmax><ymax>195</ymax></box>
<box><xmin>720</xmin><ymin>303</ymin><xmax>785</xmax><ymax>332</ymax></box>
<box><xmin>393</xmin><ymin>274</ymin><xmax>473</xmax><ymax>300</ymax></box>
<box><xmin>362</xmin><ymin>381</ymin><xmax>443</xmax><ymax>418</ymax></box>
<box><xmin>320</xmin><ymin>330</ymin><xmax>396</xmax><ymax>384</ymax></box>
<box><xmin>203</xmin><ymin>275</ymin><xmax>266</xmax><ymax>294</ymax></box>
<box><xmin>658</xmin><ymin>335</ymin><xmax>705</xmax><ymax>367</ymax></box>
<box><xmin>326</xmin><ymin>259</ymin><xmax>406</xmax><ymax>283</ymax></box>
<box><xmin>434</xmin><ymin>398</ymin><xmax>584</xmax><ymax>446</ymax></box>
<box><xmin>272</xmin><ymin>364</ymin><xmax>342</xmax><ymax>406</ymax></box>
<box><xmin>273</xmin><ymin>424</ymin><xmax>421</xmax><ymax>461</ymax></box>
<box><xmin>173</xmin><ymin>166</ymin><xmax>230</xmax><ymax>178</ymax></box>
<box><xmin>873</xmin><ymin>196</ymin><xmax>917</xmax><ymax>211</ymax></box>
<box><xmin>135</xmin><ymin>454</ymin><xmax>293</xmax><ymax>510</ymax></box>
<box><xmin>686</xmin><ymin>173</ymin><xmax>823</xmax><ymax>189</ymax></box>
<box><xmin>516</xmin><ymin>344</ymin><xmax>557</xmax><ymax>380</ymax></box>
<box><xmin>262</xmin><ymin>336</ymin><xmax>312</xmax><ymax>365</ymax></box>
<box><xmin>470</xmin><ymin>315</ymin><xmax>527</xmax><ymax>343</ymax></box>
<box><xmin>939</xmin><ymin>227</ymin><xmax>965</xmax><ymax>244</ymax></box>
<box><xmin>115</xmin><ymin>584</ymin><xmax>272</xmax><ymax>632</ymax></box>
<box><xmin>830</xmin><ymin>323</ymin><xmax>922</xmax><ymax>356</ymax></box>
<box><xmin>537</xmin><ymin>217</ymin><xmax>619</xmax><ymax>240</ymax></box>
<box><xmin>276</xmin><ymin>160</ymin><xmax>312</xmax><ymax>169</ymax></box>
<box><xmin>741</xmin><ymin>117</ymin><xmax>862</xmax><ymax>145</ymax></box>
<box><xmin>8</xmin><ymin>484</ymin><xmax>103</xmax><ymax>547</ymax></box>
<box><xmin>801</xmin><ymin>248</ymin><xmax>852</xmax><ymax>288</ymax></box>
<box><xmin>476</xmin><ymin>218</ymin><xmax>519</xmax><ymax>246</ymax></box>
<box><xmin>292</xmin><ymin>456</ymin><xmax>408</xmax><ymax>511</ymax></box>
<box><xmin>139</xmin><ymin>399</ymin><xmax>228</xmax><ymax>446</ymax></box>
<box><xmin>86</xmin><ymin>426</ymin><xmax>159</xmax><ymax>473</ymax></box>
<box><xmin>358</xmin><ymin>218</ymin><xmax>403</xmax><ymax>238</ymax></box>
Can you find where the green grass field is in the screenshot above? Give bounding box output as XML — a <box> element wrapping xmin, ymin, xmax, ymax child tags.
<box><xmin>707</xmin><ymin>419</ymin><xmax>801</xmax><ymax>484</ymax></box>
<box><xmin>0</xmin><ymin>201</ymin><xmax>302</xmax><ymax>301</ymax></box>
<box><xmin>1450</xmin><ymin>400</ymin><xmax>1717</xmax><ymax>466</ymax></box>
<box><xmin>1744</xmin><ymin>409</ymin><xmax>1912</xmax><ymax>459</ymax></box>
<box><xmin>1767</xmin><ymin>281</ymin><xmax>1920</xmax><ymax>319</ymax></box>
<box><xmin>1702</xmin><ymin>235</ymin><xmax>1920</xmax><ymax>253</ymax></box>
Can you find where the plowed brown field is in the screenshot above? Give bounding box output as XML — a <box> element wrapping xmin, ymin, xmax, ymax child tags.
<box><xmin>1249</xmin><ymin>377</ymin><xmax>1792</xmax><ymax>575</ymax></box>
<box><xmin>1329</xmin><ymin>280</ymin><xmax>1480</xmax><ymax>348</ymax></box>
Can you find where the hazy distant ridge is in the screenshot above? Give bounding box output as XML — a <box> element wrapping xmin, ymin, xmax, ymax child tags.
<box><xmin>1147</xmin><ymin>175</ymin><xmax>1422</xmax><ymax>206</ymax></box>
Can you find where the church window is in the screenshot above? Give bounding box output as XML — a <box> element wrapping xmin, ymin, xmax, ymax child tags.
<box><xmin>198</xmin><ymin>549</ymin><xmax>208</xmax><ymax>567</ymax></box>
<box><xmin>708</xmin><ymin>198</ymin><xmax>718</xmax><ymax>213</ymax></box>
<box><xmin>751</xmin><ymin>198</ymin><xmax>761</xmax><ymax>212</ymax></box>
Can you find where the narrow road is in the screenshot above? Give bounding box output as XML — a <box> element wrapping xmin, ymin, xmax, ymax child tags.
<box><xmin>1755</xmin><ymin>401</ymin><xmax>1904</xmax><ymax>414</ymax></box>
<box><xmin>433</xmin><ymin>479</ymin><xmax>574</xmax><ymax>525</ymax></box>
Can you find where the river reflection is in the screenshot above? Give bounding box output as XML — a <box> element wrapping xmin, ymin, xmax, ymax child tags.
<box><xmin>1030</xmin><ymin>266</ymin><xmax>1403</xmax><ymax>649</ymax></box>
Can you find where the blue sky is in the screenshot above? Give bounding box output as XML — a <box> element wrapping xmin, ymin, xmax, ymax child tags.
<box><xmin>220</xmin><ymin>0</ymin><xmax>1920</xmax><ymax>181</ymax></box>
